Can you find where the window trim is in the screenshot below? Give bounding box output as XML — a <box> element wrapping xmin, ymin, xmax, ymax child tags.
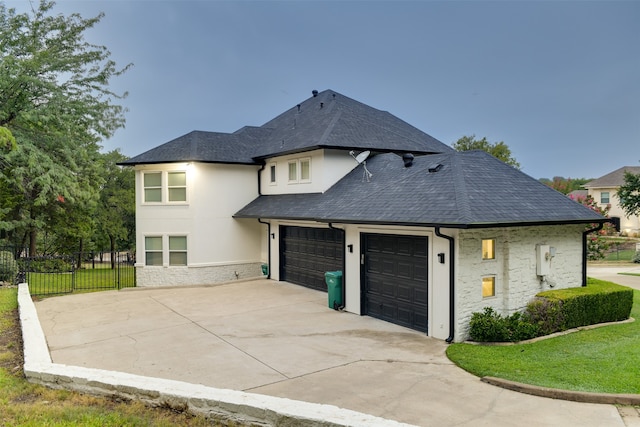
<box><xmin>299</xmin><ymin>157</ymin><xmax>311</xmax><ymax>183</ymax></box>
<box><xmin>168</xmin><ymin>235</ymin><xmax>188</xmax><ymax>266</ymax></box>
<box><xmin>482</xmin><ymin>276</ymin><xmax>496</xmax><ymax>298</ymax></box>
<box><xmin>167</xmin><ymin>171</ymin><xmax>187</xmax><ymax>203</ymax></box>
<box><xmin>600</xmin><ymin>191</ymin><xmax>610</xmax><ymax>204</ymax></box>
<box><xmin>144</xmin><ymin>236</ymin><xmax>163</xmax><ymax>266</ymax></box>
<box><xmin>482</xmin><ymin>238</ymin><xmax>496</xmax><ymax>260</ymax></box>
<box><xmin>142</xmin><ymin>171</ymin><xmax>163</xmax><ymax>203</ymax></box>
<box><xmin>288</xmin><ymin>160</ymin><xmax>298</xmax><ymax>183</ymax></box>
<box><xmin>269</xmin><ymin>162</ymin><xmax>277</xmax><ymax>185</ymax></box>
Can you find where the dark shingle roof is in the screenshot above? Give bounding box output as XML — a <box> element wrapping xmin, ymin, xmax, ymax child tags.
<box><xmin>583</xmin><ymin>166</ymin><xmax>640</xmax><ymax>188</ymax></box>
<box><xmin>235</xmin><ymin>151</ymin><xmax>606</xmax><ymax>228</ymax></box>
<box><xmin>119</xmin><ymin>89</ymin><xmax>452</xmax><ymax>166</ymax></box>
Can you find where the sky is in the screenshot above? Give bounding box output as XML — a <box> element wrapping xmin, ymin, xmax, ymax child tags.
<box><xmin>5</xmin><ymin>0</ymin><xmax>640</xmax><ymax>180</ymax></box>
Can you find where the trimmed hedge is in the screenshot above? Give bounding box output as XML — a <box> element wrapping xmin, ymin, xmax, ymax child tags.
<box><xmin>537</xmin><ymin>279</ymin><xmax>633</xmax><ymax>330</ymax></box>
<box><xmin>469</xmin><ymin>279</ymin><xmax>633</xmax><ymax>342</ymax></box>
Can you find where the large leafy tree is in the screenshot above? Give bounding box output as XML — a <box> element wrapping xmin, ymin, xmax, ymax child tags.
<box><xmin>617</xmin><ymin>170</ymin><xmax>640</xmax><ymax>219</ymax></box>
<box><xmin>539</xmin><ymin>176</ymin><xmax>592</xmax><ymax>195</ymax></box>
<box><xmin>453</xmin><ymin>135</ymin><xmax>521</xmax><ymax>169</ymax></box>
<box><xmin>0</xmin><ymin>1</ymin><xmax>130</xmax><ymax>254</ymax></box>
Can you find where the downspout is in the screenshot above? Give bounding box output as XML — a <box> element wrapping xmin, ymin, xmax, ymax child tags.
<box><xmin>435</xmin><ymin>227</ymin><xmax>455</xmax><ymax>343</ymax></box>
<box><xmin>257</xmin><ymin>162</ymin><xmax>266</xmax><ymax>196</ymax></box>
<box><xmin>258</xmin><ymin>218</ymin><xmax>271</xmax><ymax>279</ymax></box>
<box><xmin>582</xmin><ymin>222</ymin><xmax>604</xmax><ymax>287</ymax></box>
<box><xmin>328</xmin><ymin>223</ymin><xmax>346</xmax><ymax>310</ymax></box>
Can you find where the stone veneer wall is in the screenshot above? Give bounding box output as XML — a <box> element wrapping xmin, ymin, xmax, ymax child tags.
<box><xmin>455</xmin><ymin>224</ymin><xmax>584</xmax><ymax>341</ymax></box>
<box><xmin>136</xmin><ymin>262</ymin><xmax>264</xmax><ymax>287</ymax></box>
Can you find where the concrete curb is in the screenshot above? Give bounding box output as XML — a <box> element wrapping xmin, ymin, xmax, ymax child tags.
<box><xmin>482</xmin><ymin>377</ymin><xmax>640</xmax><ymax>405</ymax></box>
<box><xmin>17</xmin><ymin>284</ymin><xmax>416</xmax><ymax>427</ymax></box>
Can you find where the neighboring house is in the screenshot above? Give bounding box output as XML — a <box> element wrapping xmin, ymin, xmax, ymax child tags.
<box><xmin>120</xmin><ymin>89</ymin><xmax>606</xmax><ymax>342</ymax></box>
<box><xmin>583</xmin><ymin>166</ymin><xmax>640</xmax><ymax>236</ymax></box>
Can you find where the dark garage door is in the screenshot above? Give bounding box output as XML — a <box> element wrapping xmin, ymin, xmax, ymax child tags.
<box><xmin>280</xmin><ymin>226</ymin><xmax>343</xmax><ymax>292</ymax></box>
<box><xmin>362</xmin><ymin>233</ymin><xmax>428</xmax><ymax>332</ymax></box>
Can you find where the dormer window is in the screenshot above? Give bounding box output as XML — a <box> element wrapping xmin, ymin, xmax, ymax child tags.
<box><xmin>288</xmin><ymin>161</ymin><xmax>298</xmax><ymax>182</ymax></box>
<box><xmin>287</xmin><ymin>158</ymin><xmax>311</xmax><ymax>184</ymax></box>
<box><xmin>269</xmin><ymin>163</ymin><xmax>276</xmax><ymax>184</ymax></box>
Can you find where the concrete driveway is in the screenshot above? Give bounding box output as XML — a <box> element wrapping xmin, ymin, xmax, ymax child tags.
<box><xmin>34</xmin><ymin>279</ymin><xmax>626</xmax><ymax>426</ymax></box>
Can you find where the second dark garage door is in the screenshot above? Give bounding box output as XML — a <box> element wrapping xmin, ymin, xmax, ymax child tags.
<box><xmin>280</xmin><ymin>226</ymin><xmax>344</xmax><ymax>292</ymax></box>
<box><xmin>362</xmin><ymin>233</ymin><xmax>428</xmax><ymax>333</ymax></box>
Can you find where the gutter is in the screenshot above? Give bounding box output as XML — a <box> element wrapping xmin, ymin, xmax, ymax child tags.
<box><xmin>435</xmin><ymin>227</ymin><xmax>455</xmax><ymax>343</ymax></box>
<box><xmin>582</xmin><ymin>222</ymin><xmax>605</xmax><ymax>287</ymax></box>
<box><xmin>328</xmin><ymin>223</ymin><xmax>346</xmax><ymax>310</ymax></box>
<box><xmin>257</xmin><ymin>218</ymin><xmax>271</xmax><ymax>279</ymax></box>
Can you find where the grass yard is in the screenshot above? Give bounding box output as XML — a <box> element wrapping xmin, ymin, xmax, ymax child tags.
<box><xmin>0</xmin><ymin>286</ymin><xmax>241</xmax><ymax>426</ymax></box>
<box><xmin>27</xmin><ymin>266</ymin><xmax>136</xmax><ymax>296</ymax></box>
<box><xmin>446</xmin><ymin>279</ymin><xmax>640</xmax><ymax>394</ymax></box>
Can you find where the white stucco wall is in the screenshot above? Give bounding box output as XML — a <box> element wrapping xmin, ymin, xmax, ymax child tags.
<box><xmin>589</xmin><ymin>187</ymin><xmax>640</xmax><ymax>235</ymax></box>
<box><xmin>134</xmin><ymin>163</ymin><xmax>263</xmax><ymax>286</ymax></box>
<box><xmin>260</xmin><ymin>149</ymin><xmax>358</xmax><ymax>195</ymax></box>
<box><xmin>455</xmin><ymin>224</ymin><xmax>585</xmax><ymax>341</ymax></box>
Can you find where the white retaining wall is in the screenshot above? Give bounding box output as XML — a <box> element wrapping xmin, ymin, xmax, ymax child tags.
<box><xmin>17</xmin><ymin>284</ymin><xmax>414</xmax><ymax>427</ymax></box>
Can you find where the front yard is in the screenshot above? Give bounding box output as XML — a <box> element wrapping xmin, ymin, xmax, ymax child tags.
<box><xmin>447</xmin><ymin>279</ymin><xmax>640</xmax><ymax>394</ymax></box>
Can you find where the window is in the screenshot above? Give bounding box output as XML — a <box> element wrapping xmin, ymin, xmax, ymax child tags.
<box><xmin>482</xmin><ymin>276</ymin><xmax>495</xmax><ymax>298</ymax></box>
<box><xmin>143</xmin><ymin>172</ymin><xmax>162</xmax><ymax>203</ymax></box>
<box><xmin>169</xmin><ymin>236</ymin><xmax>187</xmax><ymax>266</ymax></box>
<box><xmin>288</xmin><ymin>161</ymin><xmax>298</xmax><ymax>182</ymax></box>
<box><xmin>482</xmin><ymin>239</ymin><xmax>495</xmax><ymax>260</ymax></box>
<box><xmin>600</xmin><ymin>192</ymin><xmax>610</xmax><ymax>204</ymax></box>
<box><xmin>168</xmin><ymin>172</ymin><xmax>187</xmax><ymax>202</ymax></box>
<box><xmin>269</xmin><ymin>163</ymin><xmax>276</xmax><ymax>184</ymax></box>
<box><xmin>145</xmin><ymin>236</ymin><xmax>163</xmax><ymax>266</ymax></box>
<box><xmin>300</xmin><ymin>158</ymin><xmax>311</xmax><ymax>182</ymax></box>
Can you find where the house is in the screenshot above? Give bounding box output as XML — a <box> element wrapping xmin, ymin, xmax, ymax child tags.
<box><xmin>583</xmin><ymin>166</ymin><xmax>640</xmax><ymax>236</ymax></box>
<box><xmin>120</xmin><ymin>89</ymin><xmax>606</xmax><ymax>342</ymax></box>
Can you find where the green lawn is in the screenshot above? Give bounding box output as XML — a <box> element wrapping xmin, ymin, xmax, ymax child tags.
<box><xmin>446</xmin><ymin>279</ymin><xmax>640</xmax><ymax>394</ymax></box>
<box><xmin>27</xmin><ymin>266</ymin><xmax>135</xmax><ymax>296</ymax></box>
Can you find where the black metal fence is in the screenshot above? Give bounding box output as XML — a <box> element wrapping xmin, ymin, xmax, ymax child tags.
<box><xmin>0</xmin><ymin>246</ymin><xmax>136</xmax><ymax>296</ymax></box>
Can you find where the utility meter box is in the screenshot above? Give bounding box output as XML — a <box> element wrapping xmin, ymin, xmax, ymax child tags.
<box><xmin>536</xmin><ymin>244</ymin><xmax>551</xmax><ymax>276</ymax></box>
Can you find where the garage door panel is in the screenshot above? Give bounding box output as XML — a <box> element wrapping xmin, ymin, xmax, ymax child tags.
<box><xmin>281</xmin><ymin>226</ymin><xmax>343</xmax><ymax>292</ymax></box>
<box><xmin>363</xmin><ymin>233</ymin><xmax>428</xmax><ymax>333</ymax></box>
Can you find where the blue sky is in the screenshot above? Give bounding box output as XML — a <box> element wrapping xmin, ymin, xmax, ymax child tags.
<box><xmin>6</xmin><ymin>0</ymin><xmax>639</xmax><ymax>179</ymax></box>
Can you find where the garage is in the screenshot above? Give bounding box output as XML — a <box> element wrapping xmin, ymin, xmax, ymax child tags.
<box><xmin>280</xmin><ymin>226</ymin><xmax>344</xmax><ymax>292</ymax></box>
<box><xmin>361</xmin><ymin>233</ymin><xmax>428</xmax><ymax>332</ymax></box>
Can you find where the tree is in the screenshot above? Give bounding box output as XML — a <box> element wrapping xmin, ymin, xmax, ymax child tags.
<box><xmin>617</xmin><ymin>170</ymin><xmax>640</xmax><ymax>219</ymax></box>
<box><xmin>569</xmin><ymin>193</ymin><xmax>616</xmax><ymax>260</ymax></box>
<box><xmin>0</xmin><ymin>1</ymin><xmax>130</xmax><ymax>254</ymax></box>
<box><xmin>453</xmin><ymin>135</ymin><xmax>520</xmax><ymax>169</ymax></box>
<box><xmin>539</xmin><ymin>176</ymin><xmax>592</xmax><ymax>195</ymax></box>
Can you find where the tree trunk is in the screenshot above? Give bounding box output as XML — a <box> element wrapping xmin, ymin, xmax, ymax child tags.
<box><xmin>29</xmin><ymin>228</ymin><xmax>37</xmax><ymax>257</ymax></box>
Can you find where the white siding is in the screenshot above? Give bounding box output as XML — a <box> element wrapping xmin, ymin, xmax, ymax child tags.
<box><xmin>134</xmin><ymin>163</ymin><xmax>263</xmax><ymax>286</ymax></box>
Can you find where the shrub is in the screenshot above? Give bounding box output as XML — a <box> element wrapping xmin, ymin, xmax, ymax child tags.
<box><xmin>537</xmin><ymin>280</ymin><xmax>633</xmax><ymax>330</ymax></box>
<box><xmin>469</xmin><ymin>307</ymin><xmax>539</xmax><ymax>342</ymax></box>
<box><xmin>0</xmin><ymin>251</ymin><xmax>19</xmax><ymax>283</ymax></box>
<box><xmin>632</xmin><ymin>251</ymin><xmax>640</xmax><ymax>263</ymax></box>
<box><xmin>525</xmin><ymin>297</ymin><xmax>565</xmax><ymax>336</ymax></box>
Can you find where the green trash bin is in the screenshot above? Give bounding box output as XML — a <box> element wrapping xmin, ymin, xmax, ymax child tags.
<box><xmin>261</xmin><ymin>263</ymin><xmax>269</xmax><ymax>276</ymax></box>
<box><xmin>325</xmin><ymin>271</ymin><xmax>343</xmax><ymax>310</ymax></box>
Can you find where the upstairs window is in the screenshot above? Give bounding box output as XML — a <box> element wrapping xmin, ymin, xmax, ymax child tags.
<box><xmin>288</xmin><ymin>161</ymin><xmax>298</xmax><ymax>182</ymax></box>
<box><xmin>168</xmin><ymin>172</ymin><xmax>187</xmax><ymax>202</ymax></box>
<box><xmin>143</xmin><ymin>172</ymin><xmax>162</xmax><ymax>203</ymax></box>
<box><xmin>482</xmin><ymin>276</ymin><xmax>495</xmax><ymax>298</ymax></box>
<box><xmin>600</xmin><ymin>192</ymin><xmax>610</xmax><ymax>204</ymax></box>
<box><xmin>482</xmin><ymin>239</ymin><xmax>495</xmax><ymax>260</ymax></box>
<box><xmin>269</xmin><ymin>163</ymin><xmax>276</xmax><ymax>184</ymax></box>
<box><xmin>300</xmin><ymin>158</ymin><xmax>311</xmax><ymax>182</ymax></box>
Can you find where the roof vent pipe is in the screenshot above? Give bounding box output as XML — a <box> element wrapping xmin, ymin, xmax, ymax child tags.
<box><xmin>312</xmin><ymin>90</ymin><xmax>319</xmax><ymax>97</ymax></box>
<box><xmin>297</xmin><ymin>104</ymin><xmax>301</xmax><ymax>112</ymax></box>
<box><xmin>320</xmin><ymin>102</ymin><xmax>324</xmax><ymax>109</ymax></box>
<box><xmin>402</xmin><ymin>153</ymin><xmax>414</xmax><ymax>167</ymax></box>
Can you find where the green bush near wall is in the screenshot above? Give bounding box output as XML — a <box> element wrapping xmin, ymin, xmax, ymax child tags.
<box><xmin>537</xmin><ymin>280</ymin><xmax>633</xmax><ymax>330</ymax></box>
